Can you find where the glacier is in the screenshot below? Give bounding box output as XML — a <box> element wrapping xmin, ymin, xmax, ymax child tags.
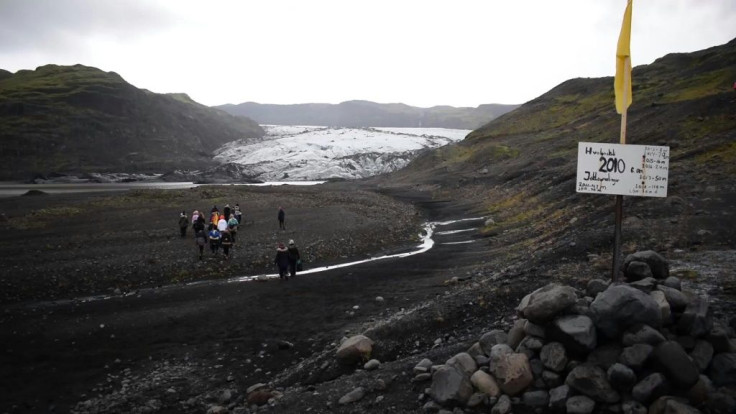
<box><xmin>213</xmin><ymin>125</ymin><xmax>470</xmax><ymax>181</ymax></box>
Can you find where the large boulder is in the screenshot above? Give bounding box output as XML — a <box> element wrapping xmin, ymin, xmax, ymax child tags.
<box><xmin>586</xmin><ymin>279</ymin><xmax>609</xmax><ymax>298</ymax></box>
<box><xmin>632</xmin><ymin>372</ymin><xmax>670</xmax><ymax>404</ymax></box>
<box><xmin>677</xmin><ymin>294</ymin><xmax>713</xmax><ymax>338</ymax></box>
<box><xmin>336</xmin><ymin>335</ymin><xmax>374</xmax><ymax>365</ymax></box>
<box><xmin>506</xmin><ymin>319</ymin><xmax>527</xmax><ymax>350</ymax></box>
<box><xmin>446</xmin><ymin>352</ymin><xmax>477</xmax><ymax>377</ymax></box>
<box><xmin>517</xmin><ymin>284</ymin><xmax>577</xmax><ymax>324</ymax></box>
<box><xmin>540</xmin><ymin>342</ymin><xmax>568</xmax><ymax>372</ymax></box>
<box><xmin>624</xmin><ymin>250</ymin><xmax>669</xmax><ymax>280</ymax></box>
<box><xmin>547</xmin><ymin>315</ymin><xmax>597</xmax><ymax>354</ymax></box>
<box><xmin>590</xmin><ymin>285</ymin><xmax>662</xmax><ymax>339</ymax></box>
<box><xmin>548</xmin><ymin>384</ymin><xmax>571</xmax><ymax>410</ymax></box>
<box><xmin>656</xmin><ymin>285</ymin><xmax>688</xmax><ymax>311</ymax></box>
<box><xmin>429</xmin><ymin>365</ymin><xmax>473</xmax><ymax>406</ymax></box>
<box><xmin>565</xmin><ymin>365</ymin><xmax>620</xmax><ymax>403</ymax></box>
<box><xmin>690</xmin><ymin>340</ymin><xmax>714</xmax><ymax>373</ymax></box>
<box><xmin>649</xmin><ymin>290</ymin><xmax>672</xmax><ymax>323</ymax></box>
<box><xmin>490</xmin><ymin>352</ymin><xmax>534</xmax><ymax>396</ymax></box>
<box><xmin>479</xmin><ymin>330</ymin><xmax>508</xmax><ymax>355</ymax></box>
<box><xmin>470</xmin><ymin>370</ymin><xmax>500</xmax><ymax>397</ymax></box>
<box><xmin>619</xmin><ymin>343</ymin><xmax>653</xmax><ymax>372</ymax></box>
<box><xmin>651</xmin><ymin>341</ymin><xmax>699</xmax><ymax>389</ymax></box>
<box><xmin>708</xmin><ymin>353</ymin><xmax>736</xmax><ymax>387</ymax></box>
<box><xmin>625</xmin><ymin>261</ymin><xmax>653</xmax><ymax>282</ymax></box>
<box><xmin>649</xmin><ymin>396</ymin><xmax>701</xmax><ymax>414</ymax></box>
<box><xmin>567</xmin><ymin>395</ymin><xmax>596</xmax><ymax>414</ymax></box>
<box><xmin>607</xmin><ymin>363</ymin><xmax>637</xmax><ymax>391</ymax></box>
<box><xmin>622</xmin><ymin>324</ymin><xmax>665</xmax><ymax>346</ymax></box>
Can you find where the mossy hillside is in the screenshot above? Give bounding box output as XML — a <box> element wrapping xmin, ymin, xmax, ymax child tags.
<box><xmin>0</xmin><ymin>64</ymin><xmax>265</xmax><ymax>180</ymax></box>
<box><xmin>379</xmin><ymin>38</ymin><xmax>736</xmax><ymax>269</ymax></box>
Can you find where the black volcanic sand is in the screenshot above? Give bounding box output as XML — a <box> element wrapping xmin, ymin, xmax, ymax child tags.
<box><xmin>0</xmin><ymin>184</ymin><xmax>521</xmax><ymax>413</ymax></box>
<box><xmin>2</xmin><ymin>183</ymin><xmax>734</xmax><ymax>413</ymax></box>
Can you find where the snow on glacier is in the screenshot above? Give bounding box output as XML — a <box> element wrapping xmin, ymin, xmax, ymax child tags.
<box><xmin>213</xmin><ymin>126</ymin><xmax>470</xmax><ymax>181</ymax></box>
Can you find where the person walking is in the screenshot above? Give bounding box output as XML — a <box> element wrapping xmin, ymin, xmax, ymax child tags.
<box><xmin>234</xmin><ymin>203</ymin><xmax>243</xmax><ymax>224</ymax></box>
<box><xmin>228</xmin><ymin>215</ymin><xmax>239</xmax><ymax>243</ymax></box>
<box><xmin>278</xmin><ymin>207</ymin><xmax>286</xmax><ymax>230</ymax></box>
<box><xmin>217</xmin><ymin>214</ymin><xmax>228</xmax><ymax>232</ymax></box>
<box><xmin>178</xmin><ymin>211</ymin><xmax>189</xmax><ymax>238</ymax></box>
<box><xmin>193</xmin><ymin>213</ymin><xmax>206</xmax><ymax>234</ymax></box>
<box><xmin>208</xmin><ymin>225</ymin><xmax>221</xmax><ymax>255</ymax></box>
<box><xmin>274</xmin><ymin>242</ymin><xmax>290</xmax><ymax>280</ymax></box>
<box><xmin>194</xmin><ymin>227</ymin><xmax>207</xmax><ymax>260</ymax></box>
<box><xmin>287</xmin><ymin>239</ymin><xmax>301</xmax><ymax>277</ymax></box>
<box><xmin>191</xmin><ymin>210</ymin><xmax>200</xmax><ymax>226</ymax></box>
<box><xmin>220</xmin><ymin>230</ymin><xmax>234</xmax><ymax>259</ymax></box>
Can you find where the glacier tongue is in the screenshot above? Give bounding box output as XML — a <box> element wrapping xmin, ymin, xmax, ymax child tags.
<box><xmin>213</xmin><ymin>126</ymin><xmax>470</xmax><ymax>181</ymax></box>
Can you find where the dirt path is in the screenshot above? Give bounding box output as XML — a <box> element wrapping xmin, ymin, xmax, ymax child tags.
<box><xmin>0</xmin><ymin>186</ymin><xmax>498</xmax><ymax>413</ymax></box>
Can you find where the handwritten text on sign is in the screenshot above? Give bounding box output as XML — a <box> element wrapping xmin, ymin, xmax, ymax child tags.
<box><xmin>576</xmin><ymin>142</ymin><xmax>669</xmax><ymax>197</ymax></box>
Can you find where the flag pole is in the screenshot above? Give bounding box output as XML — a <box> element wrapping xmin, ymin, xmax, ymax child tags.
<box><xmin>612</xmin><ymin>55</ymin><xmax>630</xmax><ymax>283</ymax></box>
<box><xmin>612</xmin><ymin>0</ymin><xmax>632</xmax><ymax>283</ymax></box>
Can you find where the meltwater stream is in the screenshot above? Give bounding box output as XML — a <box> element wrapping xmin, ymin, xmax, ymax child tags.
<box><xmin>227</xmin><ymin>216</ymin><xmax>486</xmax><ymax>283</ymax></box>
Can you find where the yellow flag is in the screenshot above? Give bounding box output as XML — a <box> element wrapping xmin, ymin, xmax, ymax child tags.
<box><xmin>615</xmin><ymin>0</ymin><xmax>633</xmax><ymax>114</ymax></box>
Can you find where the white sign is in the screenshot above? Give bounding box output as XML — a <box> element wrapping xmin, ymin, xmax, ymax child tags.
<box><xmin>576</xmin><ymin>142</ymin><xmax>669</xmax><ymax>197</ymax></box>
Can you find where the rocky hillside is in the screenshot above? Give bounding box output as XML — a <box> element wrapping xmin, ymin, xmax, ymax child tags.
<box><xmin>216</xmin><ymin>100</ymin><xmax>519</xmax><ymax>129</ymax></box>
<box><xmin>380</xmin><ymin>37</ymin><xmax>736</xmax><ymax>268</ymax></box>
<box><xmin>0</xmin><ymin>65</ymin><xmax>265</xmax><ymax>180</ymax></box>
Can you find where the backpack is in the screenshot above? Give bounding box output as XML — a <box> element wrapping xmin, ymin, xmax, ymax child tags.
<box><xmin>228</xmin><ymin>218</ymin><xmax>239</xmax><ymax>230</ymax></box>
<box><xmin>221</xmin><ymin>232</ymin><xmax>233</xmax><ymax>246</ymax></box>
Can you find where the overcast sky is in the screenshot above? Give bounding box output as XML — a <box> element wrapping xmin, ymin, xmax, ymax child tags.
<box><xmin>1</xmin><ymin>0</ymin><xmax>735</xmax><ymax>108</ymax></box>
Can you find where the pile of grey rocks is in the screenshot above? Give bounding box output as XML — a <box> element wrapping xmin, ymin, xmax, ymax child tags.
<box><xmin>417</xmin><ymin>251</ymin><xmax>736</xmax><ymax>413</ymax></box>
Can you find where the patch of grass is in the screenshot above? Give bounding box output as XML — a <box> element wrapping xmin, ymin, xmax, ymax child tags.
<box><xmin>658</xmin><ymin>69</ymin><xmax>734</xmax><ymax>103</ymax></box>
<box><xmin>694</xmin><ymin>141</ymin><xmax>736</xmax><ymax>173</ymax></box>
<box><xmin>11</xmin><ymin>207</ymin><xmax>82</xmax><ymax>229</ymax></box>
<box><xmin>672</xmin><ymin>269</ymin><xmax>700</xmax><ymax>280</ymax></box>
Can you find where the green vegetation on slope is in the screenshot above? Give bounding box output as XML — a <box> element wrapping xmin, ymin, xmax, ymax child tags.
<box><xmin>0</xmin><ymin>64</ymin><xmax>265</xmax><ymax>180</ymax></box>
<box><xmin>383</xmin><ymin>37</ymin><xmax>736</xmax><ymax>266</ymax></box>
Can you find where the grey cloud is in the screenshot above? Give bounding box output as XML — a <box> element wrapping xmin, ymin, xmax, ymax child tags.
<box><xmin>0</xmin><ymin>0</ymin><xmax>177</xmax><ymax>55</ymax></box>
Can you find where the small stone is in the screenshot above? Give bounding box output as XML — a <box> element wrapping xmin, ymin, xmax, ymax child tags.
<box><xmin>412</xmin><ymin>373</ymin><xmax>432</xmax><ymax>383</ymax></box>
<box><xmin>356</xmin><ymin>357</ymin><xmax>378</xmax><ymax>371</ymax></box>
<box><xmin>414</xmin><ymin>358</ymin><xmax>433</xmax><ymax>374</ymax></box>
<box><xmin>338</xmin><ymin>387</ymin><xmax>365</xmax><ymax>405</ymax></box>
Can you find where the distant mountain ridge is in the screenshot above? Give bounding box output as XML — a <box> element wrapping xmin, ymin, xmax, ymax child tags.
<box><xmin>0</xmin><ymin>64</ymin><xmax>265</xmax><ymax>180</ymax></box>
<box><xmin>216</xmin><ymin>100</ymin><xmax>519</xmax><ymax>129</ymax></box>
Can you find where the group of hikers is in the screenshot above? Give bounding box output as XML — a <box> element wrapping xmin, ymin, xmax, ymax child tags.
<box><xmin>178</xmin><ymin>204</ymin><xmax>301</xmax><ymax>279</ymax></box>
